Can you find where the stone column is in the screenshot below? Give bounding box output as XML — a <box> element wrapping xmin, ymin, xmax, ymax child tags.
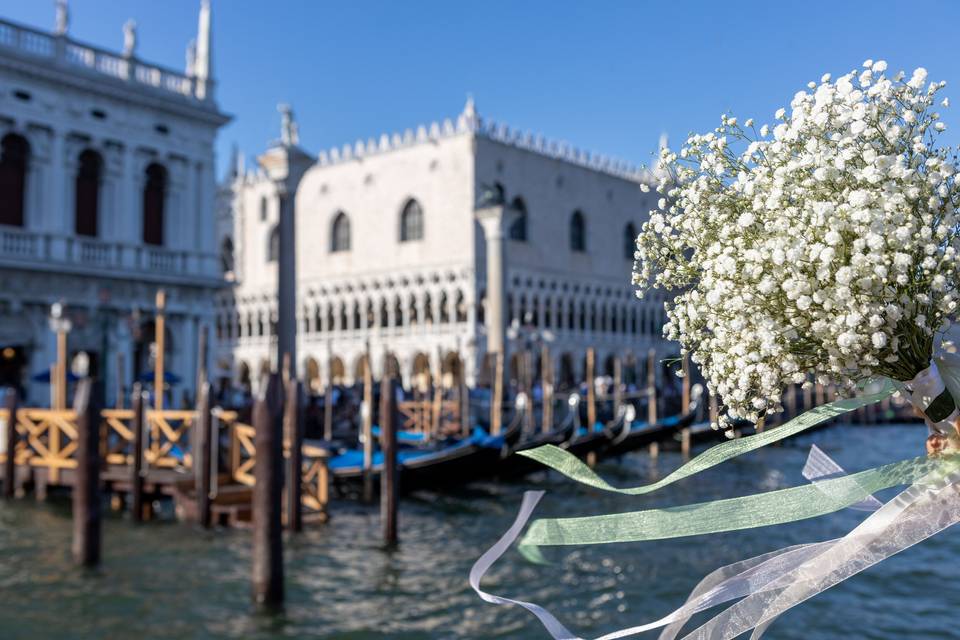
<box><xmin>47</xmin><ymin>129</ymin><xmax>66</xmax><ymax>234</ymax></box>
<box><xmin>276</xmin><ymin>187</ymin><xmax>296</xmax><ymax>379</ymax></box>
<box><xmin>476</xmin><ymin>204</ymin><xmax>507</xmax><ymax>359</ymax></box>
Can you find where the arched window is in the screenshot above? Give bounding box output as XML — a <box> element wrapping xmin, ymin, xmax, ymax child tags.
<box><xmin>408</xmin><ymin>296</ymin><xmax>419</xmax><ymax>326</ymax></box>
<box><xmin>424</xmin><ymin>292</ymin><xmax>434</xmax><ymax>325</ymax></box>
<box><xmin>393</xmin><ymin>296</ymin><xmax>403</xmax><ymax>327</ymax></box>
<box><xmin>260</xmin><ymin>196</ymin><xmax>268</xmax><ymax>221</ymax></box>
<box><xmin>142</xmin><ymin>163</ymin><xmax>167</xmax><ymax>246</ymax></box>
<box><xmin>267</xmin><ymin>225</ymin><xmax>279</xmax><ymax>262</ymax></box>
<box><xmin>439</xmin><ymin>291</ymin><xmax>450</xmax><ymax>323</ymax></box>
<box><xmin>0</xmin><ymin>133</ymin><xmax>29</xmax><ymax>227</ymax></box>
<box><xmin>508</xmin><ymin>196</ymin><xmax>528</xmax><ymax>241</ymax></box>
<box><xmin>400</xmin><ymin>198</ymin><xmax>424</xmax><ymax>242</ymax></box>
<box><xmin>455</xmin><ymin>290</ymin><xmax>467</xmax><ymax>323</ymax></box>
<box><xmin>331</xmin><ymin>211</ymin><xmax>350</xmax><ymax>252</ymax></box>
<box><xmin>379</xmin><ymin>299</ymin><xmax>389</xmax><ymax>328</ymax></box>
<box><xmin>624</xmin><ymin>222</ymin><xmax>637</xmax><ymax>260</ymax></box>
<box><xmin>570</xmin><ymin>210</ymin><xmax>586</xmax><ymax>252</ymax></box>
<box><xmin>220</xmin><ymin>237</ymin><xmax>234</xmax><ymax>274</ymax></box>
<box><xmin>74</xmin><ymin>149</ymin><xmax>102</xmax><ymax>237</ymax></box>
<box><xmin>366</xmin><ymin>299</ymin><xmax>375</xmax><ymax>328</ymax></box>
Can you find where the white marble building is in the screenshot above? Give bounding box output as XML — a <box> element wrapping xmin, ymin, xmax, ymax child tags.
<box><xmin>0</xmin><ymin>2</ymin><xmax>229</xmax><ymax>405</ymax></box>
<box><xmin>217</xmin><ymin>99</ymin><xmax>673</xmax><ymax>394</ymax></box>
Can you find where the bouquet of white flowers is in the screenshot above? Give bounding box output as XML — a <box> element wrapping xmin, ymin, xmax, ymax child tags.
<box><xmin>632</xmin><ymin>60</ymin><xmax>960</xmax><ymax>436</ymax></box>
<box><xmin>473</xmin><ymin>60</ymin><xmax>960</xmax><ymax>640</ymax></box>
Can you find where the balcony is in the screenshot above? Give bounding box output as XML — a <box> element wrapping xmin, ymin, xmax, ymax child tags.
<box><xmin>0</xmin><ymin>17</ymin><xmax>209</xmax><ymax>106</ymax></box>
<box><xmin>0</xmin><ymin>226</ymin><xmax>221</xmax><ymax>284</ymax></box>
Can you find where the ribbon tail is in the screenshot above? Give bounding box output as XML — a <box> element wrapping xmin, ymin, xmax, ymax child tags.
<box><xmin>682</xmin><ymin>470</ymin><xmax>960</xmax><ymax>640</ymax></box>
<box><xmin>517</xmin><ymin>379</ymin><xmax>895</xmax><ymax>496</ymax></box>
<box><xmin>469</xmin><ymin>490</ymin><xmax>583</xmax><ymax>640</ymax></box>
<box><xmin>803</xmin><ymin>444</ymin><xmax>883</xmax><ymax>511</ymax></box>
<box><xmin>520</xmin><ymin>455</ymin><xmax>948</xmax><ymax>552</ymax></box>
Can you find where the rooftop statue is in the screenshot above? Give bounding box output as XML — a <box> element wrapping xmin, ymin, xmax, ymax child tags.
<box><xmin>54</xmin><ymin>0</ymin><xmax>69</xmax><ymax>36</ymax></box>
<box><xmin>278</xmin><ymin>103</ymin><xmax>300</xmax><ymax>147</ymax></box>
<box><xmin>476</xmin><ymin>182</ymin><xmax>505</xmax><ymax>208</ymax></box>
<box><xmin>123</xmin><ymin>19</ymin><xmax>138</xmax><ymax>58</ymax></box>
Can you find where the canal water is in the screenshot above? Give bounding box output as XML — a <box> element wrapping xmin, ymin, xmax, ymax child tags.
<box><xmin>1</xmin><ymin>423</ymin><xmax>957</xmax><ymax>639</ymax></box>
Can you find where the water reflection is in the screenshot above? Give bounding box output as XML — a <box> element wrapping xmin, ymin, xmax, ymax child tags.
<box><xmin>1</xmin><ymin>424</ymin><xmax>954</xmax><ymax>639</ymax></box>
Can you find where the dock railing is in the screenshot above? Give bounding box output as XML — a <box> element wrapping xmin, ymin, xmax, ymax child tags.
<box><xmin>0</xmin><ymin>404</ymin><xmax>330</xmax><ymax>516</ymax></box>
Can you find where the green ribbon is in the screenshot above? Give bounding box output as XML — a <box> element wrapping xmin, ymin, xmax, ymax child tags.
<box><xmin>519</xmin><ymin>454</ymin><xmax>960</xmax><ymax>557</ymax></box>
<box><xmin>517</xmin><ymin>378</ymin><xmax>896</xmax><ymax>496</ymax></box>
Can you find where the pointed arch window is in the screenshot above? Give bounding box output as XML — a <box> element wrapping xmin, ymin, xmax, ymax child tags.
<box><xmin>400</xmin><ymin>198</ymin><xmax>424</xmax><ymax>242</ymax></box>
<box><xmin>393</xmin><ymin>296</ymin><xmax>403</xmax><ymax>328</ymax></box>
<box><xmin>508</xmin><ymin>196</ymin><xmax>528</xmax><ymax>241</ymax></box>
<box><xmin>624</xmin><ymin>222</ymin><xmax>637</xmax><ymax>260</ymax></box>
<box><xmin>455</xmin><ymin>290</ymin><xmax>467</xmax><ymax>323</ymax></box>
<box><xmin>75</xmin><ymin>149</ymin><xmax>102</xmax><ymax>237</ymax></box>
<box><xmin>379</xmin><ymin>299</ymin><xmax>389</xmax><ymax>328</ymax></box>
<box><xmin>220</xmin><ymin>237</ymin><xmax>235</xmax><ymax>274</ymax></box>
<box><xmin>0</xmin><ymin>133</ymin><xmax>29</xmax><ymax>228</ymax></box>
<box><xmin>570</xmin><ymin>210</ymin><xmax>586</xmax><ymax>252</ymax></box>
<box><xmin>267</xmin><ymin>225</ymin><xmax>279</xmax><ymax>262</ymax></box>
<box><xmin>142</xmin><ymin>163</ymin><xmax>167</xmax><ymax>246</ymax></box>
<box><xmin>331</xmin><ymin>211</ymin><xmax>350</xmax><ymax>252</ymax></box>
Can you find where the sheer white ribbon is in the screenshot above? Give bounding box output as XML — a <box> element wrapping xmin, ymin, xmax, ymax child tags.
<box><xmin>471</xmin><ymin>448</ymin><xmax>958</xmax><ymax>639</ymax></box>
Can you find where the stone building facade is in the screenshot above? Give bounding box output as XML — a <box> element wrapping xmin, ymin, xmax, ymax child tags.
<box><xmin>0</xmin><ymin>2</ymin><xmax>229</xmax><ymax>405</ymax></box>
<box><xmin>216</xmin><ymin>99</ymin><xmax>673</xmax><ymax>394</ymax></box>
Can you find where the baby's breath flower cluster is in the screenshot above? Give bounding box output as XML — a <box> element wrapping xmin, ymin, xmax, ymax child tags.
<box><xmin>633</xmin><ymin>60</ymin><xmax>960</xmax><ymax>430</ymax></box>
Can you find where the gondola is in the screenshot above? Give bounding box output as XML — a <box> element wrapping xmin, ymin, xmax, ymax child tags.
<box><xmin>603</xmin><ymin>406</ymin><xmax>697</xmax><ymax>457</ymax></box>
<box><xmin>322</xmin><ymin>396</ymin><xmax>527</xmax><ymax>494</ymax></box>
<box><xmin>495</xmin><ymin>393</ymin><xmax>579</xmax><ymax>478</ymax></box>
<box><xmin>559</xmin><ymin>394</ymin><xmax>617</xmax><ymax>459</ymax></box>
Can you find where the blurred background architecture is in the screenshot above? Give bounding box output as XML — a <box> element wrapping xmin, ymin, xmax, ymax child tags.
<box><xmin>216</xmin><ymin>100</ymin><xmax>669</xmax><ymax>397</ymax></box>
<box><xmin>0</xmin><ymin>1</ymin><xmax>228</xmax><ymax>405</ymax></box>
<box><xmin>0</xmin><ymin>1</ymin><xmax>671</xmax><ymax>408</ymax></box>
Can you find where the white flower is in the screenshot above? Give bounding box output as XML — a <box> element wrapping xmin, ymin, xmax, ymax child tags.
<box><xmin>633</xmin><ymin>59</ymin><xmax>960</xmax><ymax>423</ymax></box>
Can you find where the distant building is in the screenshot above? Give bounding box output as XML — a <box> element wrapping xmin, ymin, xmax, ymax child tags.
<box><xmin>0</xmin><ymin>2</ymin><xmax>229</xmax><ymax>405</ymax></box>
<box><xmin>216</xmin><ymin>99</ymin><xmax>673</xmax><ymax>395</ymax></box>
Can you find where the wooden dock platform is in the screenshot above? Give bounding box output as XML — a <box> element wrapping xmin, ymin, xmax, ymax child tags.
<box><xmin>0</xmin><ymin>406</ymin><xmax>329</xmax><ymax>526</ymax></box>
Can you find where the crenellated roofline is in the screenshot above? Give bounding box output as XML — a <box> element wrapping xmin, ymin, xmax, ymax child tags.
<box><xmin>235</xmin><ymin>97</ymin><xmax>654</xmax><ymax>186</ymax></box>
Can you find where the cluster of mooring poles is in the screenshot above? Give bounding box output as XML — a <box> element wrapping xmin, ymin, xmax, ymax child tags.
<box><xmin>0</xmin><ymin>280</ymin><xmax>910</xmax><ymax>612</ymax></box>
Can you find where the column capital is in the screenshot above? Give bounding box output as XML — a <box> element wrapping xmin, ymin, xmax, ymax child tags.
<box><xmin>475</xmin><ymin>203</ymin><xmax>506</xmax><ymax>238</ymax></box>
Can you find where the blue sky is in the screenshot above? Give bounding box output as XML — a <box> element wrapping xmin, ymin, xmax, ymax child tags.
<box><xmin>5</xmin><ymin>1</ymin><xmax>960</xmax><ymax>177</ymax></box>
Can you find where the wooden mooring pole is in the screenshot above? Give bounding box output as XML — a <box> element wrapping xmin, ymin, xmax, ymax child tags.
<box><xmin>154</xmin><ymin>289</ymin><xmax>166</xmax><ymax>411</ymax></box>
<box><xmin>73</xmin><ymin>377</ymin><xmax>101</xmax><ymax>567</ymax></box>
<box><xmin>541</xmin><ymin>346</ymin><xmax>553</xmax><ymax>434</ymax></box>
<box><xmin>252</xmin><ymin>374</ymin><xmax>284</xmax><ymax>610</ymax></box>
<box><xmin>380</xmin><ymin>373</ymin><xmax>399</xmax><ymax>548</ymax></box>
<box><xmin>586</xmin><ymin>348</ymin><xmax>596</xmax><ymax>429</ymax></box>
<box><xmin>613</xmin><ymin>356</ymin><xmax>623</xmax><ymax>418</ymax></box>
<box><xmin>491</xmin><ymin>352</ymin><xmax>504</xmax><ymax>435</ymax></box>
<box><xmin>195</xmin><ymin>381</ymin><xmax>213</xmax><ymax>529</ymax></box>
<box><xmin>3</xmin><ymin>388</ymin><xmax>18</xmax><ymax>498</ymax></box>
<box><xmin>195</xmin><ymin>326</ymin><xmax>212</xmax><ymax>528</ymax></box>
<box><xmin>646</xmin><ymin>348</ymin><xmax>657</xmax><ymax>424</ymax></box>
<box><xmin>130</xmin><ymin>382</ymin><xmax>145</xmax><ymax>522</ymax></box>
<box><xmin>285</xmin><ymin>377</ymin><xmax>304</xmax><ymax>533</ymax></box>
<box><xmin>681</xmin><ymin>353</ymin><xmax>690</xmax><ymax>414</ymax></box>
<box><xmin>362</xmin><ymin>351</ymin><xmax>374</xmax><ymax>504</ymax></box>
